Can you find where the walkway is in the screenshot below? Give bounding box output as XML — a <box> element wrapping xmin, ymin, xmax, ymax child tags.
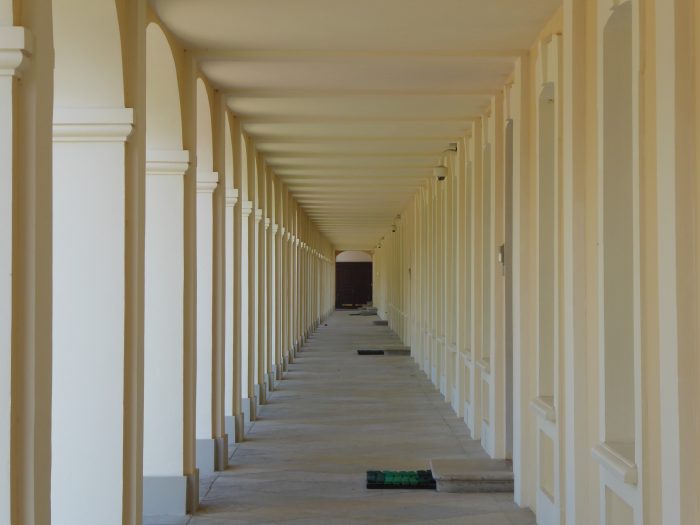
<box><xmin>152</xmin><ymin>311</ymin><xmax>535</xmax><ymax>524</ymax></box>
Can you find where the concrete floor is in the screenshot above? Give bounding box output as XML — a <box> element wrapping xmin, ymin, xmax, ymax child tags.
<box><xmin>148</xmin><ymin>311</ymin><xmax>535</xmax><ymax>524</ymax></box>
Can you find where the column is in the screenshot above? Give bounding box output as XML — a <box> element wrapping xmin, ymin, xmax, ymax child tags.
<box><xmin>224</xmin><ymin>189</ymin><xmax>239</xmax><ymax>444</ymax></box>
<box><xmin>1</xmin><ymin>26</ymin><xmax>25</xmax><ymax>523</ymax></box>
<box><xmin>282</xmin><ymin>228</ymin><xmax>290</xmax><ymax>370</ymax></box>
<box><xmin>247</xmin><ymin>208</ymin><xmax>261</xmax><ymax>417</ymax></box>
<box><xmin>143</xmin><ymin>149</ymin><xmax>195</xmax><ymax>515</ymax></box>
<box><xmin>276</xmin><ymin>225</ymin><xmax>284</xmax><ymax>379</ymax></box>
<box><xmin>269</xmin><ymin>223</ymin><xmax>279</xmax><ymax>386</ymax></box>
<box><xmin>195</xmin><ymin>170</ymin><xmax>218</xmax><ymax>474</ymax></box>
<box><xmin>52</xmin><ymin>107</ymin><xmax>134</xmax><ymax>523</ymax></box>
<box><xmin>239</xmin><ymin>200</ymin><xmax>253</xmax><ymax>427</ymax></box>
<box><xmin>1</xmin><ymin>21</ymin><xmax>53</xmax><ymax>524</ymax></box>
<box><xmin>257</xmin><ymin>216</ymin><xmax>268</xmax><ymax>403</ymax></box>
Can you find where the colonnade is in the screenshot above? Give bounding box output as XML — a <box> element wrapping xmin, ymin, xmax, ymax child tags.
<box><xmin>1</xmin><ymin>2</ymin><xmax>335</xmax><ymax>523</ymax></box>
<box><xmin>373</xmin><ymin>2</ymin><xmax>700</xmax><ymax>524</ymax></box>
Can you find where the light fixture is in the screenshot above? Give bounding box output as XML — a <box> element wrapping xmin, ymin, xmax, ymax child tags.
<box><xmin>433</xmin><ymin>143</ymin><xmax>458</xmax><ymax>182</ymax></box>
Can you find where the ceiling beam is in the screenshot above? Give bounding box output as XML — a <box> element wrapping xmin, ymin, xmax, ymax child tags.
<box><xmin>239</xmin><ymin>115</ymin><xmax>476</xmax><ymax>124</ymax></box>
<box><xmin>225</xmin><ymin>89</ymin><xmax>498</xmax><ymax>98</ymax></box>
<box><xmin>194</xmin><ymin>48</ymin><xmax>524</xmax><ymax>61</ymax></box>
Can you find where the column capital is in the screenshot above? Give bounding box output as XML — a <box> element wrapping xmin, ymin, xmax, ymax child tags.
<box><xmin>254</xmin><ymin>209</ymin><xmax>263</xmax><ymax>223</ymax></box>
<box><xmin>264</xmin><ymin>218</ymin><xmax>271</xmax><ymax>230</ymax></box>
<box><xmin>0</xmin><ymin>27</ymin><xmax>32</xmax><ymax>77</ymax></box>
<box><xmin>225</xmin><ymin>188</ymin><xmax>239</xmax><ymax>208</ymax></box>
<box><xmin>285</xmin><ymin>231</ymin><xmax>291</xmax><ymax>241</ymax></box>
<box><xmin>241</xmin><ymin>200</ymin><xmax>253</xmax><ymax>217</ymax></box>
<box><xmin>271</xmin><ymin>224</ymin><xmax>279</xmax><ymax>234</ymax></box>
<box><xmin>196</xmin><ymin>171</ymin><xmax>218</xmax><ymax>193</ymax></box>
<box><xmin>280</xmin><ymin>226</ymin><xmax>286</xmax><ymax>236</ymax></box>
<box><xmin>146</xmin><ymin>149</ymin><xmax>191</xmax><ymax>177</ymax></box>
<box><xmin>53</xmin><ymin>108</ymin><xmax>134</xmax><ymax>143</ymax></box>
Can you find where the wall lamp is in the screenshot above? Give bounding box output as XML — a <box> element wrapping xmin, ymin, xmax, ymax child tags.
<box><xmin>433</xmin><ymin>142</ymin><xmax>458</xmax><ymax>181</ymax></box>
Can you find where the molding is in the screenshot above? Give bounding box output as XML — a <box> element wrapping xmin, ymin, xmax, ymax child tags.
<box><xmin>254</xmin><ymin>209</ymin><xmax>263</xmax><ymax>222</ymax></box>
<box><xmin>241</xmin><ymin>200</ymin><xmax>253</xmax><ymax>217</ymax></box>
<box><xmin>196</xmin><ymin>171</ymin><xmax>218</xmax><ymax>193</ymax></box>
<box><xmin>146</xmin><ymin>149</ymin><xmax>191</xmax><ymax>177</ymax></box>
<box><xmin>53</xmin><ymin>108</ymin><xmax>133</xmax><ymax>143</ymax></box>
<box><xmin>529</xmin><ymin>396</ymin><xmax>556</xmax><ymax>423</ymax></box>
<box><xmin>592</xmin><ymin>442</ymin><xmax>638</xmax><ymax>485</ymax></box>
<box><xmin>225</xmin><ymin>188</ymin><xmax>239</xmax><ymax>207</ymax></box>
<box><xmin>476</xmin><ymin>357</ymin><xmax>491</xmax><ymax>375</ymax></box>
<box><xmin>0</xmin><ymin>26</ymin><xmax>32</xmax><ymax>77</ymax></box>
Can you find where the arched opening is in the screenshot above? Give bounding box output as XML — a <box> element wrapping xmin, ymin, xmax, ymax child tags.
<box><xmin>194</xmin><ymin>77</ymin><xmax>219</xmax><ymax>474</ymax></box>
<box><xmin>143</xmin><ymin>22</ymin><xmax>193</xmax><ymax>516</ymax></box>
<box><xmin>335</xmin><ymin>251</ymin><xmax>373</xmax><ymax>309</ymax></box>
<box><xmin>601</xmin><ymin>1</ymin><xmax>635</xmax><ymax>461</ymax></box>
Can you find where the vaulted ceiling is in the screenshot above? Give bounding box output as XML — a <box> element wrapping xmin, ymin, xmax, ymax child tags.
<box><xmin>151</xmin><ymin>0</ymin><xmax>560</xmax><ymax>250</ymax></box>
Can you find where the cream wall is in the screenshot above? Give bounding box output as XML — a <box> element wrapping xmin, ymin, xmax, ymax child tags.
<box><xmin>3</xmin><ymin>0</ymin><xmax>697</xmax><ymax>524</ymax></box>
<box><xmin>373</xmin><ymin>2</ymin><xmax>700</xmax><ymax>524</ymax></box>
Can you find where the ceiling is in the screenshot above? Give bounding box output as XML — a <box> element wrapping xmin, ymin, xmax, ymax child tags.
<box><xmin>151</xmin><ymin>0</ymin><xmax>560</xmax><ymax>250</ymax></box>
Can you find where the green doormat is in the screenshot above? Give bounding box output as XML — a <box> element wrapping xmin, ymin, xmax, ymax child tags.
<box><xmin>366</xmin><ymin>470</ymin><xmax>436</xmax><ymax>489</ymax></box>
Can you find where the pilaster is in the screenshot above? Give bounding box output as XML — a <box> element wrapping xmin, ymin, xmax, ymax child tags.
<box><xmin>143</xmin><ymin>149</ymin><xmax>191</xmax><ymax>516</ymax></box>
<box><xmin>0</xmin><ymin>25</ymin><xmax>33</xmax><ymax>525</ymax></box>
<box><xmin>223</xmin><ymin>188</ymin><xmax>239</xmax><ymax>445</ymax></box>
<box><xmin>239</xmin><ymin>200</ymin><xmax>254</xmax><ymax>428</ymax></box>
<box><xmin>52</xmin><ymin>106</ymin><xmax>135</xmax><ymax>523</ymax></box>
<box><xmin>195</xmin><ymin>170</ymin><xmax>219</xmax><ymax>474</ymax></box>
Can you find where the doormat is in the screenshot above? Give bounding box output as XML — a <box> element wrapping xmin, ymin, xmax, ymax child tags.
<box><xmin>357</xmin><ymin>349</ymin><xmax>384</xmax><ymax>355</ymax></box>
<box><xmin>367</xmin><ymin>470</ymin><xmax>436</xmax><ymax>489</ymax></box>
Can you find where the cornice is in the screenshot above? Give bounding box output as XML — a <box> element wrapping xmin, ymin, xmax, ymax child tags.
<box><xmin>225</xmin><ymin>188</ymin><xmax>239</xmax><ymax>207</ymax></box>
<box><xmin>53</xmin><ymin>108</ymin><xmax>133</xmax><ymax>143</ymax></box>
<box><xmin>0</xmin><ymin>27</ymin><xmax>32</xmax><ymax>77</ymax></box>
<box><xmin>146</xmin><ymin>149</ymin><xmax>191</xmax><ymax>177</ymax></box>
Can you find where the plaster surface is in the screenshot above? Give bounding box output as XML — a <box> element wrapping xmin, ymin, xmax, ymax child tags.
<box><xmin>146</xmin><ymin>311</ymin><xmax>535</xmax><ymax>524</ymax></box>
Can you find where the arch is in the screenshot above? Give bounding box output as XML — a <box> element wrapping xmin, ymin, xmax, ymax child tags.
<box><xmin>225</xmin><ymin>112</ymin><xmax>234</xmax><ymax>191</ymax></box>
<box><xmin>52</xmin><ymin>0</ymin><xmax>124</xmax><ymax>107</ymax></box>
<box><xmin>336</xmin><ymin>250</ymin><xmax>372</xmax><ymax>262</ymax></box>
<box><xmin>146</xmin><ymin>22</ymin><xmax>183</xmax><ymax>149</ymax></box>
<box><xmin>196</xmin><ymin>78</ymin><xmax>214</xmax><ymax>173</ymax></box>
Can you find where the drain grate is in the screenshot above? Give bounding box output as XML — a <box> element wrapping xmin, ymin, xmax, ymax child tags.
<box><xmin>366</xmin><ymin>470</ymin><xmax>436</xmax><ymax>490</ymax></box>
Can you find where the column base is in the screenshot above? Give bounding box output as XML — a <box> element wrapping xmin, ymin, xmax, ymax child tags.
<box><xmin>268</xmin><ymin>369</ymin><xmax>277</xmax><ymax>390</ymax></box>
<box><xmin>196</xmin><ymin>438</ymin><xmax>216</xmax><ymax>474</ymax></box>
<box><xmin>215</xmin><ymin>435</ymin><xmax>228</xmax><ymax>471</ymax></box>
<box><xmin>283</xmin><ymin>354</ymin><xmax>289</xmax><ymax>370</ymax></box>
<box><xmin>143</xmin><ymin>475</ymin><xmax>188</xmax><ymax>517</ymax></box>
<box><xmin>255</xmin><ymin>383</ymin><xmax>267</xmax><ymax>405</ymax></box>
<box><xmin>186</xmin><ymin>469</ymin><xmax>199</xmax><ymax>514</ymax></box>
<box><xmin>225</xmin><ymin>415</ymin><xmax>236</xmax><ymax>444</ymax></box>
<box><xmin>225</xmin><ymin>415</ymin><xmax>246</xmax><ymax>444</ymax></box>
<box><xmin>242</xmin><ymin>397</ymin><xmax>255</xmax><ymax>428</ymax></box>
<box><xmin>275</xmin><ymin>362</ymin><xmax>283</xmax><ymax>380</ymax></box>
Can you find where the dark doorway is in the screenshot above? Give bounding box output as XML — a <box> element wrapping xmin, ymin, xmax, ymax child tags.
<box><xmin>335</xmin><ymin>262</ymin><xmax>372</xmax><ymax>309</ymax></box>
